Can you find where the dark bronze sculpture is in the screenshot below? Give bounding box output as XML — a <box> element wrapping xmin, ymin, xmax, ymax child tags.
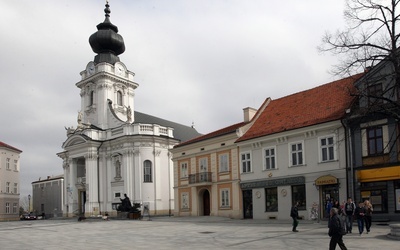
<box><xmin>118</xmin><ymin>194</ymin><xmax>132</xmax><ymax>212</ymax></box>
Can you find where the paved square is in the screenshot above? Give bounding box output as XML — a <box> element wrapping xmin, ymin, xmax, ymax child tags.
<box><xmin>0</xmin><ymin>217</ymin><xmax>398</xmax><ymax>249</ymax></box>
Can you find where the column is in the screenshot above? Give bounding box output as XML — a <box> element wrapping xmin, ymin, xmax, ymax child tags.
<box><xmin>85</xmin><ymin>147</ymin><xmax>99</xmax><ymax>216</ymax></box>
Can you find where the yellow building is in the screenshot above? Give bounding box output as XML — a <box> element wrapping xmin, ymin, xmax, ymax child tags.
<box><xmin>171</xmin><ymin>108</ymin><xmax>258</xmax><ymax>218</ymax></box>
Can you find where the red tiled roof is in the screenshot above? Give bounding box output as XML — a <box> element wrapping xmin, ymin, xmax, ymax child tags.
<box><xmin>174</xmin><ymin>122</ymin><xmax>248</xmax><ymax>148</ymax></box>
<box><xmin>0</xmin><ymin>141</ymin><xmax>22</xmax><ymax>152</ymax></box>
<box><xmin>236</xmin><ymin>74</ymin><xmax>362</xmax><ymax>142</ymax></box>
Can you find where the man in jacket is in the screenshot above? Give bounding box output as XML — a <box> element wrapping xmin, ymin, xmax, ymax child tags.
<box><xmin>290</xmin><ymin>201</ymin><xmax>299</xmax><ymax>232</ymax></box>
<box><xmin>344</xmin><ymin>197</ymin><xmax>355</xmax><ymax>233</ymax></box>
<box><xmin>328</xmin><ymin>207</ymin><xmax>347</xmax><ymax>250</ymax></box>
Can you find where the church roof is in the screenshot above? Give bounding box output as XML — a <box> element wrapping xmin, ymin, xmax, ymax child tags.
<box><xmin>174</xmin><ymin>121</ymin><xmax>247</xmax><ymax>148</ymax></box>
<box><xmin>89</xmin><ymin>2</ymin><xmax>125</xmax><ymax>65</ymax></box>
<box><xmin>134</xmin><ymin>111</ymin><xmax>202</xmax><ymax>143</ymax></box>
<box><xmin>0</xmin><ymin>141</ymin><xmax>22</xmax><ymax>153</ymax></box>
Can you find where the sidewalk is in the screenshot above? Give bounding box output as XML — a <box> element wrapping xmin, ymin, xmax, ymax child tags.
<box><xmin>0</xmin><ymin>216</ymin><xmax>398</xmax><ymax>249</ymax></box>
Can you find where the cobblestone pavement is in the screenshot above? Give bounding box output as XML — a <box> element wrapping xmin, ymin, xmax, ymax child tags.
<box><xmin>0</xmin><ymin>216</ymin><xmax>398</xmax><ymax>250</ymax></box>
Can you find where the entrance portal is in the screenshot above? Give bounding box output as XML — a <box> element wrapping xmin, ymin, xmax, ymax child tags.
<box><xmin>203</xmin><ymin>190</ymin><xmax>210</xmax><ymax>216</ymax></box>
<box><xmin>243</xmin><ymin>190</ymin><xmax>253</xmax><ymax>219</ymax></box>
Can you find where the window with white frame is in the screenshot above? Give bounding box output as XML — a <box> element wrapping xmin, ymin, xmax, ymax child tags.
<box><xmin>199</xmin><ymin>157</ymin><xmax>208</xmax><ymax>172</ymax></box>
<box><xmin>367</xmin><ymin>126</ymin><xmax>384</xmax><ymax>156</ymax></box>
<box><xmin>13</xmin><ymin>203</ymin><xmax>17</xmax><ymax>213</ymax></box>
<box><xmin>241</xmin><ymin>152</ymin><xmax>251</xmax><ymax>173</ymax></box>
<box><xmin>181</xmin><ymin>192</ymin><xmax>189</xmax><ymax>209</ymax></box>
<box><xmin>14</xmin><ymin>160</ymin><xmax>18</xmax><ymax>171</ymax></box>
<box><xmin>14</xmin><ymin>183</ymin><xmax>17</xmax><ymax>194</ymax></box>
<box><xmin>264</xmin><ymin>147</ymin><xmax>276</xmax><ymax>170</ymax></box>
<box><xmin>180</xmin><ymin>162</ymin><xmax>188</xmax><ymax>178</ymax></box>
<box><xmin>220</xmin><ymin>189</ymin><xmax>230</xmax><ymax>207</ymax></box>
<box><xmin>199</xmin><ymin>157</ymin><xmax>208</xmax><ymax>181</ymax></box>
<box><xmin>6</xmin><ymin>182</ymin><xmax>10</xmax><ymax>193</ymax></box>
<box><xmin>219</xmin><ymin>153</ymin><xmax>229</xmax><ymax>172</ymax></box>
<box><xmin>290</xmin><ymin>142</ymin><xmax>304</xmax><ymax>166</ymax></box>
<box><xmin>5</xmin><ymin>202</ymin><xmax>10</xmax><ymax>214</ymax></box>
<box><xmin>6</xmin><ymin>158</ymin><xmax>10</xmax><ymax>170</ymax></box>
<box><xmin>143</xmin><ymin>160</ymin><xmax>152</xmax><ymax>183</ymax></box>
<box><xmin>320</xmin><ymin>136</ymin><xmax>335</xmax><ymax>162</ymax></box>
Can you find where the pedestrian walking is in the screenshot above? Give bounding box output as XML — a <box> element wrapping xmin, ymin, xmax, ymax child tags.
<box><xmin>364</xmin><ymin>200</ymin><xmax>373</xmax><ymax>233</ymax></box>
<box><xmin>328</xmin><ymin>207</ymin><xmax>347</xmax><ymax>250</ymax></box>
<box><xmin>290</xmin><ymin>201</ymin><xmax>300</xmax><ymax>232</ymax></box>
<box><xmin>344</xmin><ymin>197</ymin><xmax>355</xmax><ymax>233</ymax></box>
<box><xmin>354</xmin><ymin>201</ymin><xmax>366</xmax><ymax>235</ymax></box>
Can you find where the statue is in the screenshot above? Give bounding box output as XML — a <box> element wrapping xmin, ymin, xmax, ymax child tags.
<box><xmin>77</xmin><ymin>111</ymin><xmax>83</xmax><ymax>125</ymax></box>
<box><xmin>126</xmin><ymin>106</ymin><xmax>132</xmax><ymax>123</ymax></box>
<box><xmin>118</xmin><ymin>193</ymin><xmax>132</xmax><ymax>212</ymax></box>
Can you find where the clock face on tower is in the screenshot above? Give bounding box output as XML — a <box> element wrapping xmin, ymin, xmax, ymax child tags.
<box><xmin>117</xmin><ymin>65</ymin><xmax>124</xmax><ymax>75</ymax></box>
<box><xmin>87</xmin><ymin>62</ymin><xmax>95</xmax><ymax>75</ymax></box>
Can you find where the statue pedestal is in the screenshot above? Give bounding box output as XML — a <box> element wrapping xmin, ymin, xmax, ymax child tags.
<box><xmin>117</xmin><ymin>211</ymin><xmax>129</xmax><ymax>219</ymax></box>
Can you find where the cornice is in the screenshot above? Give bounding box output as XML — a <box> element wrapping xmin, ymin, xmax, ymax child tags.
<box><xmin>76</xmin><ymin>71</ymin><xmax>138</xmax><ymax>89</ymax></box>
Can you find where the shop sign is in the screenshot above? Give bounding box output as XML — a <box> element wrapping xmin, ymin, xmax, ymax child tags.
<box><xmin>315</xmin><ymin>175</ymin><xmax>338</xmax><ymax>186</ymax></box>
<box><xmin>240</xmin><ymin>176</ymin><xmax>305</xmax><ymax>189</ymax></box>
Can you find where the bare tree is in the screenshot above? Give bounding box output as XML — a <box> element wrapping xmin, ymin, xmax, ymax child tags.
<box><xmin>20</xmin><ymin>195</ymin><xmax>29</xmax><ymax>213</ymax></box>
<box><xmin>319</xmin><ymin>0</ymin><xmax>400</xmax><ymax>120</ymax></box>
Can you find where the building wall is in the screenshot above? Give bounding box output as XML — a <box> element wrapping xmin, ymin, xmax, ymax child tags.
<box><xmin>32</xmin><ymin>177</ymin><xmax>64</xmax><ymax>218</ymax></box>
<box><xmin>172</xmin><ymin>133</ymin><xmax>243</xmax><ymax>219</ymax></box>
<box><xmin>0</xmin><ymin>146</ymin><xmax>21</xmax><ymax>221</ymax></box>
<box><xmin>239</xmin><ymin>121</ymin><xmax>348</xmax><ymax>220</ymax></box>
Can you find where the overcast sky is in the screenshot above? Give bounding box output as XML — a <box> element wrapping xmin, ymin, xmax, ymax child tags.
<box><xmin>1</xmin><ymin>0</ymin><xmax>346</xmax><ymax>199</ymax></box>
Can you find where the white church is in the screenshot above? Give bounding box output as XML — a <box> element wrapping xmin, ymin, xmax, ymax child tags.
<box><xmin>57</xmin><ymin>3</ymin><xmax>201</xmax><ymax>217</ymax></box>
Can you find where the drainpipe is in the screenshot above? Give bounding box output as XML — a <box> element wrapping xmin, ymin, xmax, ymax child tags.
<box><xmin>97</xmin><ymin>142</ymin><xmax>103</xmax><ymax>215</ymax></box>
<box><xmin>341</xmin><ymin>119</ymin><xmax>354</xmax><ymax>199</ymax></box>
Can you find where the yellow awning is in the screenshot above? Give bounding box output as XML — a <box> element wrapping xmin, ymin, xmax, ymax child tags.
<box><xmin>357</xmin><ymin>166</ymin><xmax>400</xmax><ymax>182</ymax></box>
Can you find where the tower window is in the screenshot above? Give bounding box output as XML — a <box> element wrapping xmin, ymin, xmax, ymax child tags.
<box><xmin>89</xmin><ymin>91</ymin><xmax>94</xmax><ymax>106</ymax></box>
<box><xmin>117</xmin><ymin>91</ymin><xmax>123</xmax><ymax>106</ymax></box>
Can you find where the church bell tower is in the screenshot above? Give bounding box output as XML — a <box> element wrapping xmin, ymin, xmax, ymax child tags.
<box><xmin>75</xmin><ymin>2</ymin><xmax>138</xmax><ymax>130</ymax></box>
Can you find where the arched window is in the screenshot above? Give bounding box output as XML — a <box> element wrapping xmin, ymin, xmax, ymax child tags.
<box><xmin>117</xmin><ymin>91</ymin><xmax>123</xmax><ymax>106</ymax></box>
<box><xmin>143</xmin><ymin>160</ymin><xmax>152</xmax><ymax>183</ymax></box>
<box><xmin>89</xmin><ymin>91</ymin><xmax>94</xmax><ymax>106</ymax></box>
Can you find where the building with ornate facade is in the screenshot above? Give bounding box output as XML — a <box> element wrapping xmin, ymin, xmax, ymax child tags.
<box><xmin>57</xmin><ymin>3</ymin><xmax>200</xmax><ymax>218</ymax></box>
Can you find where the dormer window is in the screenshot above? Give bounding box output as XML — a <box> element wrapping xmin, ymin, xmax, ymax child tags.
<box><xmin>117</xmin><ymin>91</ymin><xmax>123</xmax><ymax>106</ymax></box>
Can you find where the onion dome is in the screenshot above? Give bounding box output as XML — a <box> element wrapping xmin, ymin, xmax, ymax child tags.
<box><xmin>89</xmin><ymin>2</ymin><xmax>125</xmax><ymax>65</ymax></box>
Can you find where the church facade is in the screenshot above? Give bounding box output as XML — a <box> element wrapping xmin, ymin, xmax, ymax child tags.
<box><xmin>57</xmin><ymin>3</ymin><xmax>200</xmax><ymax>217</ymax></box>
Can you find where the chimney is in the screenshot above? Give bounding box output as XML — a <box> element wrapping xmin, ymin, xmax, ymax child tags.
<box><xmin>243</xmin><ymin>107</ymin><xmax>257</xmax><ymax>122</ymax></box>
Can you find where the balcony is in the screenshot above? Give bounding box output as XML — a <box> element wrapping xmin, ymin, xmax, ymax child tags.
<box><xmin>189</xmin><ymin>172</ymin><xmax>212</xmax><ymax>184</ymax></box>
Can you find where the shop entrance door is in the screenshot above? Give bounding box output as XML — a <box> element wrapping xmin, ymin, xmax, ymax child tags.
<box><xmin>321</xmin><ymin>185</ymin><xmax>339</xmax><ymax>218</ymax></box>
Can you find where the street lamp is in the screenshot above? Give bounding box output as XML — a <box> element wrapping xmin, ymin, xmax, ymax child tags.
<box><xmin>28</xmin><ymin>194</ymin><xmax>31</xmax><ymax>213</ymax></box>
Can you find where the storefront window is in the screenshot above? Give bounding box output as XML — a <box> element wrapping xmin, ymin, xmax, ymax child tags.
<box><xmin>360</xmin><ymin>181</ymin><xmax>388</xmax><ymax>213</ymax></box>
<box><xmin>265</xmin><ymin>188</ymin><xmax>278</xmax><ymax>212</ymax></box>
<box><xmin>292</xmin><ymin>184</ymin><xmax>306</xmax><ymax>210</ymax></box>
<box><xmin>394</xmin><ymin>180</ymin><xmax>400</xmax><ymax>211</ymax></box>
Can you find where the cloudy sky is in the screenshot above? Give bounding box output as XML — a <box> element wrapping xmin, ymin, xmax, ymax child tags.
<box><xmin>1</xmin><ymin>0</ymin><xmax>346</xmax><ymax>198</ymax></box>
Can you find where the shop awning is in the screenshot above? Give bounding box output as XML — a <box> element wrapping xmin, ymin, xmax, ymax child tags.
<box><xmin>357</xmin><ymin>166</ymin><xmax>400</xmax><ymax>182</ymax></box>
